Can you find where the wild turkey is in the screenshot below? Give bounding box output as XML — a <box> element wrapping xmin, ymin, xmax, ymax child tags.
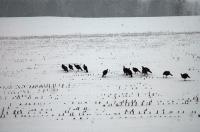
<box><xmin>123</xmin><ymin>66</ymin><xmax>128</xmax><ymax>75</ymax></box>
<box><xmin>83</xmin><ymin>64</ymin><xmax>88</xmax><ymax>73</ymax></box>
<box><xmin>74</xmin><ymin>64</ymin><xmax>83</xmax><ymax>71</ymax></box>
<box><xmin>163</xmin><ymin>71</ymin><xmax>173</xmax><ymax>78</ymax></box>
<box><xmin>126</xmin><ymin>68</ymin><xmax>133</xmax><ymax>77</ymax></box>
<box><xmin>142</xmin><ymin>66</ymin><xmax>152</xmax><ymax>75</ymax></box>
<box><xmin>123</xmin><ymin>66</ymin><xmax>131</xmax><ymax>76</ymax></box>
<box><xmin>102</xmin><ymin>69</ymin><xmax>108</xmax><ymax>78</ymax></box>
<box><xmin>68</xmin><ymin>64</ymin><xmax>73</xmax><ymax>70</ymax></box>
<box><xmin>61</xmin><ymin>64</ymin><xmax>68</xmax><ymax>72</ymax></box>
<box><xmin>132</xmin><ymin>67</ymin><xmax>140</xmax><ymax>74</ymax></box>
<box><xmin>181</xmin><ymin>73</ymin><xmax>190</xmax><ymax>80</ymax></box>
<box><xmin>142</xmin><ymin>66</ymin><xmax>152</xmax><ymax>73</ymax></box>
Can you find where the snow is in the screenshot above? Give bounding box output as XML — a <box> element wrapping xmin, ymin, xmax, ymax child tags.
<box><xmin>0</xmin><ymin>16</ymin><xmax>200</xmax><ymax>37</ymax></box>
<box><xmin>0</xmin><ymin>16</ymin><xmax>200</xmax><ymax>132</ymax></box>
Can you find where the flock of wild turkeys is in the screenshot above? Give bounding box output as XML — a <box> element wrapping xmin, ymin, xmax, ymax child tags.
<box><xmin>61</xmin><ymin>64</ymin><xmax>190</xmax><ymax>80</ymax></box>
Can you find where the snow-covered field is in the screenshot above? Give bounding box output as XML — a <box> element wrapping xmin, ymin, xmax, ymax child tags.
<box><xmin>0</xmin><ymin>16</ymin><xmax>200</xmax><ymax>132</ymax></box>
<box><xmin>0</xmin><ymin>16</ymin><xmax>200</xmax><ymax>37</ymax></box>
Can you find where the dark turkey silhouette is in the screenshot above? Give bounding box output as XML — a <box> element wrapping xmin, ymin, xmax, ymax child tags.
<box><xmin>123</xmin><ymin>66</ymin><xmax>132</xmax><ymax>77</ymax></box>
<box><xmin>163</xmin><ymin>71</ymin><xmax>173</xmax><ymax>78</ymax></box>
<box><xmin>123</xmin><ymin>66</ymin><xmax>129</xmax><ymax>75</ymax></box>
<box><xmin>123</xmin><ymin>66</ymin><xmax>127</xmax><ymax>75</ymax></box>
<box><xmin>74</xmin><ymin>64</ymin><xmax>83</xmax><ymax>71</ymax></box>
<box><xmin>126</xmin><ymin>68</ymin><xmax>133</xmax><ymax>77</ymax></box>
<box><xmin>83</xmin><ymin>64</ymin><xmax>88</xmax><ymax>73</ymax></box>
<box><xmin>181</xmin><ymin>73</ymin><xmax>190</xmax><ymax>80</ymax></box>
<box><xmin>102</xmin><ymin>69</ymin><xmax>108</xmax><ymax>78</ymax></box>
<box><xmin>68</xmin><ymin>64</ymin><xmax>73</xmax><ymax>70</ymax></box>
<box><xmin>142</xmin><ymin>66</ymin><xmax>152</xmax><ymax>73</ymax></box>
<box><xmin>61</xmin><ymin>64</ymin><xmax>68</xmax><ymax>72</ymax></box>
<box><xmin>142</xmin><ymin>66</ymin><xmax>152</xmax><ymax>75</ymax></box>
<box><xmin>132</xmin><ymin>67</ymin><xmax>140</xmax><ymax>74</ymax></box>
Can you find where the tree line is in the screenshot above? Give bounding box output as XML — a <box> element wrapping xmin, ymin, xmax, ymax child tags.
<box><xmin>0</xmin><ymin>0</ymin><xmax>200</xmax><ymax>17</ymax></box>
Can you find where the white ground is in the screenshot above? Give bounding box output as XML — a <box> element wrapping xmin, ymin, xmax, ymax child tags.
<box><xmin>0</xmin><ymin>16</ymin><xmax>200</xmax><ymax>132</ymax></box>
